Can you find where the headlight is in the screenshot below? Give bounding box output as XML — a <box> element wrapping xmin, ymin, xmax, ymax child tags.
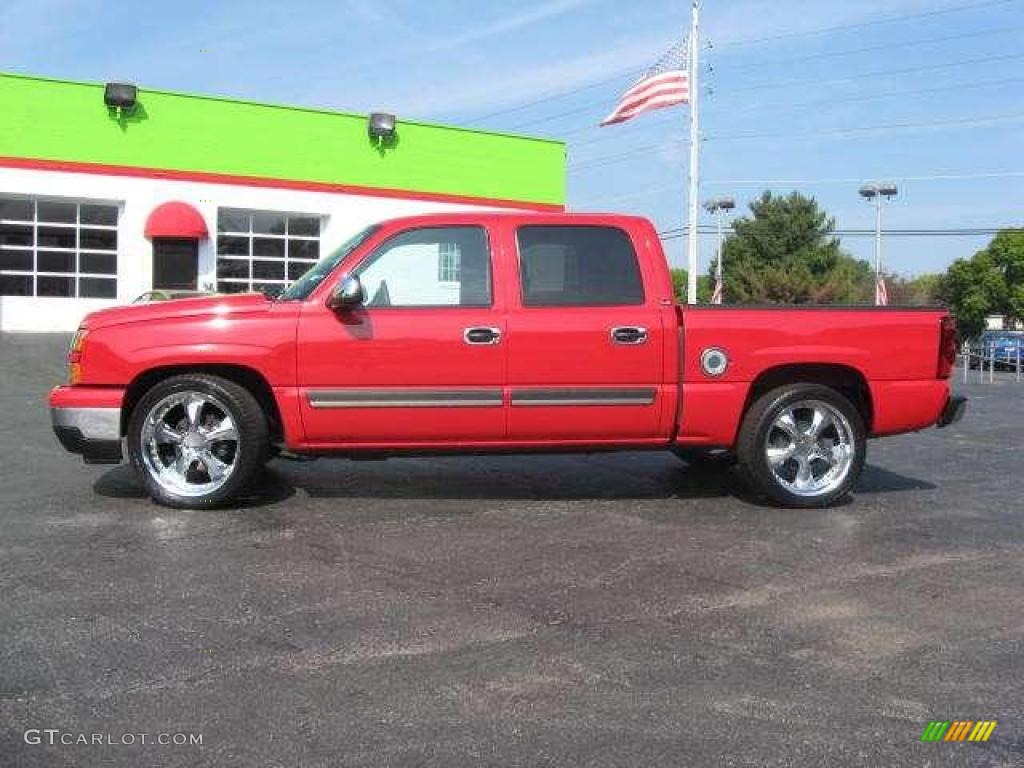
<box><xmin>68</xmin><ymin>327</ymin><xmax>88</xmax><ymax>384</ymax></box>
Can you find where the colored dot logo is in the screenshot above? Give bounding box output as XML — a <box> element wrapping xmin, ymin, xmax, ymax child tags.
<box><xmin>921</xmin><ymin>720</ymin><xmax>997</xmax><ymax>743</ymax></box>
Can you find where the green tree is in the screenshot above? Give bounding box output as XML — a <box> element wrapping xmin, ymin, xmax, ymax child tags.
<box><xmin>720</xmin><ymin>191</ymin><xmax>873</xmax><ymax>304</ymax></box>
<box><xmin>670</xmin><ymin>268</ymin><xmax>713</xmax><ymax>303</ymax></box>
<box><xmin>937</xmin><ymin>229</ymin><xmax>1024</xmax><ymax>339</ymax></box>
<box><xmin>886</xmin><ymin>272</ymin><xmax>942</xmax><ymax>306</ymax></box>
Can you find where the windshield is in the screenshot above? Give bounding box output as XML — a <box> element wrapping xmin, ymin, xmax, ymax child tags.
<box><xmin>279</xmin><ymin>225</ymin><xmax>380</xmax><ymax>301</ymax></box>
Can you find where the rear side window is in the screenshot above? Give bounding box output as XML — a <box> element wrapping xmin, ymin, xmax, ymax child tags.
<box><xmin>517</xmin><ymin>225</ymin><xmax>644</xmax><ymax>307</ymax></box>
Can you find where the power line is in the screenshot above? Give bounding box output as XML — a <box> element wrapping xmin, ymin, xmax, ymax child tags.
<box><xmin>459</xmin><ymin>0</ymin><xmax>1021</xmax><ymax>133</ymax></box>
<box><xmin>717</xmin><ymin>51</ymin><xmax>1024</xmax><ymax>97</ymax></box>
<box><xmin>580</xmin><ymin>170</ymin><xmax>1024</xmax><ymax>205</ymax></box>
<box><xmin>564</xmin><ymin>75</ymin><xmax>1024</xmax><ymax>149</ymax></box>
<box><xmin>499</xmin><ymin>49</ymin><xmax>1024</xmax><ymax>138</ymax></box>
<box><xmin>713</xmin><ymin>24</ymin><xmax>1024</xmax><ymax>72</ymax></box>
<box><xmin>707</xmin><ymin>110</ymin><xmax>1024</xmax><ymax>142</ymax></box>
<box><xmin>714</xmin><ymin>0</ymin><xmax>1020</xmax><ymax>49</ymax></box>
<box><xmin>568</xmin><ymin>110</ymin><xmax>1024</xmax><ymax>171</ymax></box>
<box><xmin>657</xmin><ymin>227</ymin><xmax>1022</xmax><ymax>241</ymax></box>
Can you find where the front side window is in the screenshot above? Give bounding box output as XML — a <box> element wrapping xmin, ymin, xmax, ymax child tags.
<box><xmin>216</xmin><ymin>209</ymin><xmax>322</xmax><ymax>294</ymax></box>
<box><xmin>0</xmin><ymin>196</ymin><xmax>118</xmax><ymax>298</ymax></box>
<box><xmin>354</xmin><ymin>226</ymin><xmax>491</xmax><ymax>307</ymax></box>
<box><xmin>517</xmin><ymin>225</ymin><xmax>644</xmax><ymax>307</ymax></box>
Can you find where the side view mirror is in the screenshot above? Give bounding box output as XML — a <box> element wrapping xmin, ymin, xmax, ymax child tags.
<box><xmin>327</xmin><ymin>273</ymin><xmax>365</xmax><ymax>310</ymax></box>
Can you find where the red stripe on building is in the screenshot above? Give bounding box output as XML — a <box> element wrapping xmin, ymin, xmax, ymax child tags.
<box><xmin>0</xmin><ymin>156</ymin><xmax>565</xmax><ymax>212</ymax></box>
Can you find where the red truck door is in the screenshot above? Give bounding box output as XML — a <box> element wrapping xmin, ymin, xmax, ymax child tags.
<box><xmin>296</xmin><ymin>225</ymin><xmax>506</xmax><ymax>445</ymax></box>
<box><xmin>503</xmin><ymin>223</ymin><xmax>667</xmax><ymax>442</ymax></box>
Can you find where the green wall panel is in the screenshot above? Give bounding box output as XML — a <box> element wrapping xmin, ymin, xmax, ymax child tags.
<box><xmin>0</xmin><ymin>73</ymin><xmax>565</xmax><ymax>206</ymax></box>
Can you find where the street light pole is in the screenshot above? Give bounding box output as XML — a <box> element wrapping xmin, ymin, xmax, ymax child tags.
<box><xmin>859</xmin><ymin>183</ymin><xmax>898</xmax><ymax>305</ymax></box>
<box><xmin>703</xmin><ymin>197</ymin><xmax>735</xmax><ymax>304</ymax></box>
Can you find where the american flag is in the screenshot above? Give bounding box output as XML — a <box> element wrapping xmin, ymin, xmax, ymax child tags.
<box><xmin>600</xmin><ymin>41</ymin><xmax>690</xmax><ymax>127</ymax></box>
<box><xmin>875</xmin><ymin>275</ymin><xmax>888</xmax><ymax>306</ymax></box>
<box><xmin>711</xmin><ymin>276</ymin><xmax>723</xmax><ymax>304</ymax></box>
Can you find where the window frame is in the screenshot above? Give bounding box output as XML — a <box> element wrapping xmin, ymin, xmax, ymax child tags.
<box><xmin>351</xmin><ymin>225</ymin><xmax>494</xmax><ymax>310</ymax></box>
<box><xmin>215</xmin><ymin>208</ymin><xmax>323</xmax><ymax>294</ymax></box>
<box><xmin>514</xmin><ymin>224</ymin><xmax>646</xmax><ymax>309</ymax></box>
<box><xmin>0</xmin><ymin>195</ymin><xmax>119</xmax><ymax>299</ymax></box>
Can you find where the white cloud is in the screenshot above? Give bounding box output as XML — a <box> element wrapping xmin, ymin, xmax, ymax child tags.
<box><xmin>381</xmin><ymin>36</ymin><xmax>671</xmax><ymax>119</ymax></box>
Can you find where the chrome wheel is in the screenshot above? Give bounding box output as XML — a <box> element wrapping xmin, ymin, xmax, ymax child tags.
<box><xmin>140</xmin><ymin>391</ymin><xmax>239</xmax><ymax>498</ymax></box>
<box><xmin>764</xmin><ymin>399</ymin><xmax>855</xmax><ymax>498</ymax></box>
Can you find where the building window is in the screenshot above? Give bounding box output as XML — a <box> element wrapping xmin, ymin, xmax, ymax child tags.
<box><xmin>216</xmin><ymin>209</ymin><xmax>321</xmax><ymax>294</ymax></box>
<box><xmin>437</xmin><ymin>241</ymin><xmax>461</xmax><ymax>283</ymax></box>
<box><xmin>0</xmin><ymin>196</ymin><xmax>118</xmax><ymax>298</ymax></box>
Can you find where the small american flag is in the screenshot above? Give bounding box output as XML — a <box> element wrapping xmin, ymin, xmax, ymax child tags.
<box><xmin>711</xmin><ymin>277</ymin><xmax>723</xmax><ymax>304</ymax></box>
<box><xmin>875</xmin><ymin>275</ymin><xmax>888</xmax><ymax>306</ymax></box>
<box><xmin>600</xmin><ymin>41</ymin><xmax>690</xmax><ymax>127</ymax></box>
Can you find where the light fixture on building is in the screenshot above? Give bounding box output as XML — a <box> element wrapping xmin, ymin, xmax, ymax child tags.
<box><xmin>368</xmin><ymin>112</ymin><xmax>397</xmax><ymax>146</ymax></box>
<box><xmin>104</xmin><ymin>82</ymin><xmax>138</xmax><ymax>113</ymax></box>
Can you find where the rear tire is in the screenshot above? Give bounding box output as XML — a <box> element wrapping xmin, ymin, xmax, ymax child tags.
<box><xmin>127</xmin><ymin>374</ymin><xmax>269</xmax><ymax>509</ymax></box>
<box><xmin>736</xmin><ymin>384</ymin><xmax>865</xmax><ymax>508</ymax></box>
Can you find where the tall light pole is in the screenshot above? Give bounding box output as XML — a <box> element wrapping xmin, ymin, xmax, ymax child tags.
<box><xmin>703</xmin><ymin>197</ymin><xmax>735</xmax><ymax>303</ymax></box>
<box><xmin>685</xmin><ymin>1</ymin><xmax>702</xmax><ymax>305</ymax></box>
<box><xmin>858</xmin><ymin>183</ymin><xmax>898</xmax><ymax>305</ymax></box>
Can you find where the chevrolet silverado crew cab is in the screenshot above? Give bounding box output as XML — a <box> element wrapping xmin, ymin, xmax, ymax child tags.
<box><xmin>50</xmin><ymin>212</ymin><xmax>965</xmax><ymax>509</ymax></box>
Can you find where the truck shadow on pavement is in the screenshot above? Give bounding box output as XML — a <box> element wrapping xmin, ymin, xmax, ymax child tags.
<box><xmin>93</xmin><ymin>455</ymin><xmax>935</xmax><ymax>509</ymax></box>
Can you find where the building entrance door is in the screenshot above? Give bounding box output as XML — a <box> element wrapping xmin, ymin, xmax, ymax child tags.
<box><xmin>152</xmin><ymin>239</ymin><xmax>199</xmax><ymax>290</ymax></box>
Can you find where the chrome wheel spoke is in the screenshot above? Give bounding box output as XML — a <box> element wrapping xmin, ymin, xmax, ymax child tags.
<box><xmin>154</xmin><ymin>421</ymin><xmax>184</xmax><ymax>445</ymax></box>
<box><xmin>199</xmin><ymin>450</ymin><xmax>229</xmax><ymax>481</ymax></box>
<box><xmin>203</xmin><ymin>416</ymin><xmax>237</xmax><ymax>444</ymax></box>
<box><xmin>775</xmin><ymin>411</ymin><xmax>799</xmax><ymax>439</ymax></box>
<box><xmin>767</xmin><ymin>443</ymin><xmax>796</xmax><ymax>467</ymax></box>
<box><xmin>808</xmin><ymin>408</ymin><xmax>833</xmax><ymax>439</ymax></box>
<box><xmin>794</xmin><ymin>456</ymin><xmax>815</xmax><ymax>491</ymax></box>
<box><xmin>174</xmin><ymin>449</ymin><xmax>192</xmax><ymax>477</ymax></box>
<box><xmin>185</xmin><ymin>395</ymin><xmax>206</xmax><ymax>430</ymax></box>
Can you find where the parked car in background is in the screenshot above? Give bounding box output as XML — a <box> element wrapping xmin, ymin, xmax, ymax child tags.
<box><xmin>51</xmin><ymin>212</ymin><xmax>964</xmax><ymax>510</ymax></box>
<box><xmin>974</xmin><ymin>330</ymin><xmax>1024</xmax><ymax>369</ymax></box>
<box><xmin>133</xmin><ymin>289</ymin><xmax>217</xmax><ymax>304</ymax></box>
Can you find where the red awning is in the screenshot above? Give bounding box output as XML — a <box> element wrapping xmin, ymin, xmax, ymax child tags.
<box><xmin>145</xmin><ymin>201</ymin><xmax>209</xmax><ymax>239</ymax></box>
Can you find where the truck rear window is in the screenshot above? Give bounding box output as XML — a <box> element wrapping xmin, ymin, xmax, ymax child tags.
<box><xmin>516</xmin><ymin>225</ymin><xmax>644</xmax><ymax>307</ymax></box>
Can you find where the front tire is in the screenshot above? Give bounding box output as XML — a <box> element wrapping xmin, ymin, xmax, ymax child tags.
<box><xmin>127</xmin><ymin>374</ymin><xmax>269</xmax><ymax>508</ymax></box>
<box><xmin>736</xmin><ymin>384</ymin><xmax>865</xmax><ymax>508</ymax></box>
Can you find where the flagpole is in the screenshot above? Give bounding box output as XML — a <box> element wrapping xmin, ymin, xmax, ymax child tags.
<box><xmin>686</xmin><ymin>0</ymin><xmax>700</xmax><ymax>305</ymax></box>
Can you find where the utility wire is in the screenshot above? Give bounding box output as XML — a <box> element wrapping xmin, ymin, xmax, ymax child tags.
<box><xmin>657</xmin><ymin>227</ymin><xmax>1023</xmax><ymax>241</ymax></box>
<box><xmin>504</xmin><ymin>50</ymin><xmax>1024</xmax><ymax>136</ymax></box>
<box><xmin>461</xmin><ymin>0</ymin><xmax>1021</xmax><ymax>131</ymax></box>
<box><xmin>580</xmin><ymin>170</ymin><xmax>1024</xmax><ymax>205</ymax></box>
<box><xmin>714</xmin><ymin>0</ymin><xmax>1019</xmax><ymax>49</ymax></box>
<box><xmin>569</xmin><ymin>111</ymin><xmax>1024</xmax><ymax>172</ymax></box>
<box><xmin>714</xmin><ymin>51</ymin><xmax>1024</xmax><ymax>97</ymax></box>
<box><xmin>564</xmin><ymin>75</ymin><xmax>1024</xmax><ymax>149</ymax></box>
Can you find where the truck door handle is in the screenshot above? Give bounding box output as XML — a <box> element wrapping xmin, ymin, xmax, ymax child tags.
<box><xmin>464</xmin><ymin>327</ymin><xmax>502</xmax><ymax>345</ymax></box>
<box><xmin>611</xmin><ymin>326</ymin><xmax>648</xmax><ymax>345</ymax></box>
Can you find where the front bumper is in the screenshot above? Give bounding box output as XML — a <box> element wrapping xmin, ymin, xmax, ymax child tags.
<box><xmin>937</xmin><ymin>394</ymin><xmax>968</xmax><ymax>428</ymax></box>
<box><xmin>49</xmin><ymin>386</ymin><xmax>125</xmax><ymax>464</ymax></box>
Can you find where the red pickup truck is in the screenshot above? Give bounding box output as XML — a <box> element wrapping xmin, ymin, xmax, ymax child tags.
<box><xmin>50</xmin><ymin>212</ymin><xmax>964</xmax><ymax>509</ymax></box>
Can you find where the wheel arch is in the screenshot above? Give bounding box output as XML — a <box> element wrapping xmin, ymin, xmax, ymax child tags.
<box><xmin>744</xmin><ymin>363</ymin><xmax>873</xmax><ymax>433</ymax></box>
<box><xmin>121</xmin><ymin>364</ymin><xmax>283</xmax><ymax>443</ymax></box>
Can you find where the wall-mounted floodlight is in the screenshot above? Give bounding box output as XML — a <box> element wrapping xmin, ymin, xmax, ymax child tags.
<box><xmin>368</xmin><ymin>113</ymin><xmax>397</xmax><ymax>145</ymax></box>
<box><xmin>104</xmin><ymin>82</ymin><xmax>138</xmax><ymax>112</ymax></box>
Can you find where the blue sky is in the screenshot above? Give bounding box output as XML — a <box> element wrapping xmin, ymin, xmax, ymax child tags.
<box><xmin>2</xmin><ymin>0</ymin><xmax>1022</xmax><ymax>276</ymax></box>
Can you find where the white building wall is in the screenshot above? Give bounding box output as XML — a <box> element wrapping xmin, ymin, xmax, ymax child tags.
<box><xmin>0</xmin><ymin>166</ymin><xmax>498</xmax><ymax>332</ymax></box>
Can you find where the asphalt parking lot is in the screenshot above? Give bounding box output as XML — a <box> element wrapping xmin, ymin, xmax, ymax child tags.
<box><xmin>1</xmin><ymin>333</ymin><xmax>1021</xmax><ymax>767</ymax></box>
